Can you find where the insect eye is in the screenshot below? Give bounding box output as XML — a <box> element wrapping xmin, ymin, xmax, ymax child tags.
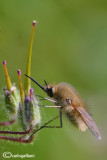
<box><xmin>47</xmin><ymin>87</ymin><xmax>53</xmax><ymax>97</ymax></box>
<box><xmin>66</xmin><ymin>98</ymin><xmax>72</xmax><ymax>104</ymax></box>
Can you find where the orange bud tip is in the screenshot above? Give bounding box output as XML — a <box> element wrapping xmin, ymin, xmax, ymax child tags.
<box><xmin>17</xmin><ymin>69</ymin><xmax>21</xmax><ymax>76</ymax></box>
<box><xmin>32</xmin><ymin>20</ymin><xmax>37</xmax><ymax>26</ymax></box>
<box><xmin>3</xmin><ymin>61</ymin><xmax>6</xmax><ymax>65</ymax></box>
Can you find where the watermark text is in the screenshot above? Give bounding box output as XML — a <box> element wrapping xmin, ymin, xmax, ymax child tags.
<box><xmin>3</xmin><ymin>152</ymin><xmax>35</xmax><ymax>158</ymax></box>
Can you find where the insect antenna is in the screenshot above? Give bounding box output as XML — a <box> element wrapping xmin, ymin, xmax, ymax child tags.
<box><xmin>24</xmin><ymin>74</ymin><xmax>45</xmax><ymax>91</ymax></box>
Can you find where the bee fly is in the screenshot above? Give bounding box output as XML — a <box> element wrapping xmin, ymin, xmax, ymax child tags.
<box><xmin>25</xmin><ymin>74</ymin><xmax>101</xmax><ymax>140</ymax></box>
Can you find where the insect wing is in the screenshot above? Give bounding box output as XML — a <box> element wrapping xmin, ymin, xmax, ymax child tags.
<box><xmin>77</xmin><ymin>107</ymin><xmax>101</xmax><ymax>140</ymax></box>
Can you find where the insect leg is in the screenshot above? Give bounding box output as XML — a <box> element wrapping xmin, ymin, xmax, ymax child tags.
<box><xmin>0</xmin><ymin>135</ymin><xmax>34</xmax><ymax>143</ymax></box>
<box><xmin>28</xmin><ymin>114</ymin><xmax>60</xmax><ymax>139</ymax></box>
<box><xmin>28</xmin><ymin>107</ymin><xmax>63</xmax><ymax>140</ymax></box>
<box><xmin>0</xmin><ymin>117</ymin><xmax>16</xmax><ymax>126</ymax></box>
<box><xmin>0</xmin><ymin>125</ymin><xmax>33</xmax><ymax>135</ymax></box>
<box><xmin>44</xmin><ymin>107</ymin><xmax>62</xmax><ymax>128</ymax></box>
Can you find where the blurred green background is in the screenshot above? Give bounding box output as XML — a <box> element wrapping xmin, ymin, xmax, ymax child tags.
<box><xmin>0</xmin><ymin>0</ymin><xmax>107</xmax><ymax>160</ymax></box>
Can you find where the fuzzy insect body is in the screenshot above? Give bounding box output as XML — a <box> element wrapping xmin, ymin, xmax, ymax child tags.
<box><xmin>25</xmin><ymin>75</ymin><xmax>101</xmax><ymax>140</ymax></box>
<box><xmin>45</xmin><ymin>82</ymin><xmax>88</xmax><ymax>131</ymax></box>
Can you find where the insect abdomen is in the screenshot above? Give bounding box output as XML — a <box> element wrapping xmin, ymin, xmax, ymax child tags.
<box><xmin>65</xmin><ymin>109</ymin><xmax>87</xmax><ymax>131</ymax></box>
